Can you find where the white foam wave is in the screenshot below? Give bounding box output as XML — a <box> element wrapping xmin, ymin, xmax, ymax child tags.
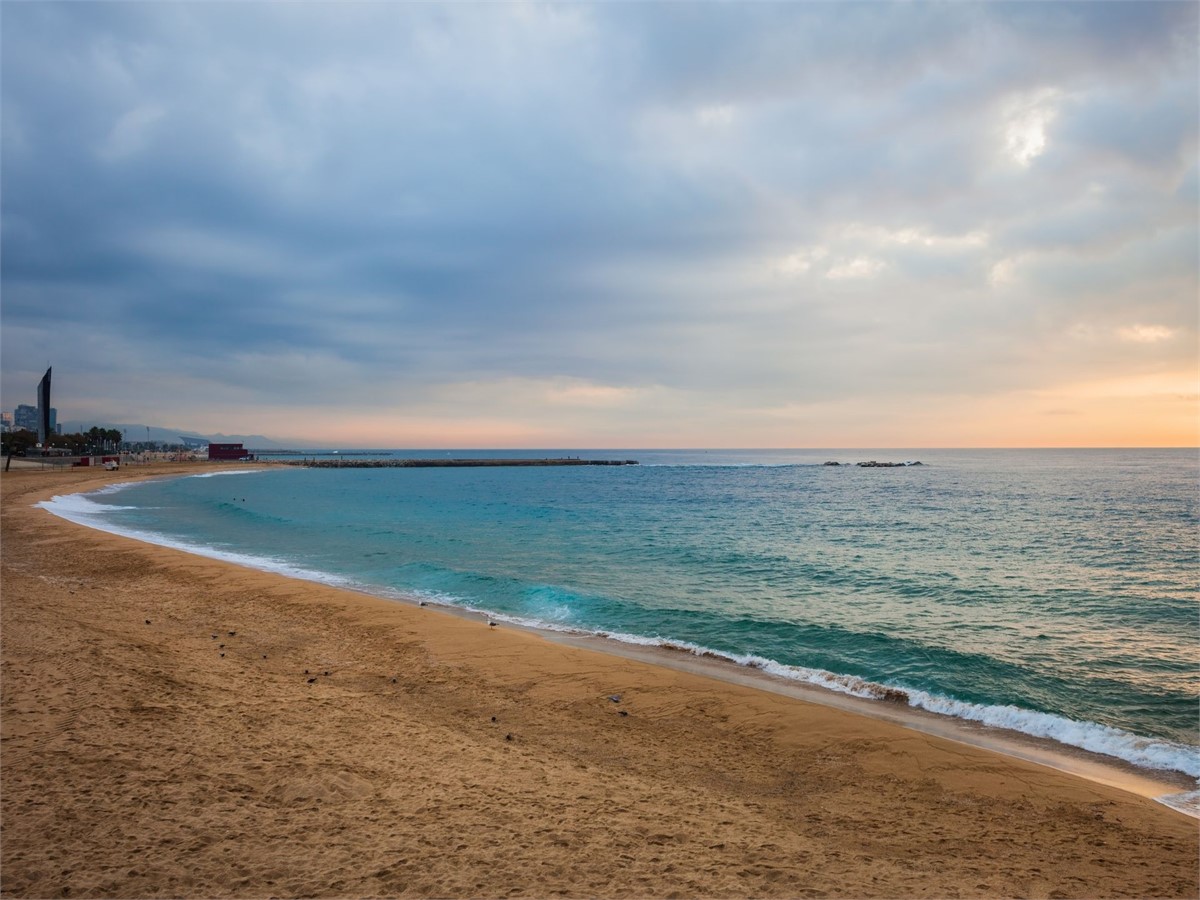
<box><xmin>36</xmin><ymin>493</ymin><xmax>139</xmax><ymax>520</ymax></box>
<box><xmin>1156</xmin><ymin>790</ymin><xmax>1200</xmax><ymax>818</ymax></box>
<box><xmin>37</xmin><ymin>490</ymin><xmax>360</xmax><ymax>592</ymax></box>
<box><xmin>189</xmin><ymin>469</ymin><xmax>262</xmax><ymax>478</ymax></box>
<box><xmin>905</xmin><ymin>691</ymin><xmax>1200</xmax><ymax>777</ymax></box>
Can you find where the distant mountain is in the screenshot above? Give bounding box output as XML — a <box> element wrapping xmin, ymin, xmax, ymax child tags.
<box><xmin>57</xmin><ymin>422</ymin><xmax>297</xmax><ymax>449</ymax></box>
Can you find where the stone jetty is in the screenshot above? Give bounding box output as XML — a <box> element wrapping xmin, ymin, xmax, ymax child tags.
<box><xmin>284</xmin><ymin>458</ymin><xmax>639</xmax><ymax>469</ymax></box>
<box><xmin>823</xmin><ymin>460</ymin><xmax>924</xmax><ymax>467</ymax></box>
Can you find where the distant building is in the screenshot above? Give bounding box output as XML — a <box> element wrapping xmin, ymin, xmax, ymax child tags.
<box><xmin>208</xmin><ymin>442</ymin><xmax>249</xmax><ymax>461</ymax></box>
<box><xmin>1</xmin><ymin>412</ymin><xmax>12</xmax><ymax>433</ymax></box>
<box><xmin>14</xmin><ymin>404</ymin><xmax>37</xmax><ymax>431</ymax></box>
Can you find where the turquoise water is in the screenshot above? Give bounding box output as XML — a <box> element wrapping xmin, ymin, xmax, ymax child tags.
<box><xmin>43</xmin><ymin>448</ymin><xmax>1199</xmax><ymax>778</ymax></box>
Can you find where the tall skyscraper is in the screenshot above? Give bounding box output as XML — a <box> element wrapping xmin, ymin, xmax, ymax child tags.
<box><xmin>36</xmin><ymin>367</ymin><xmax>51</xmax><ymax>444</ymax></box>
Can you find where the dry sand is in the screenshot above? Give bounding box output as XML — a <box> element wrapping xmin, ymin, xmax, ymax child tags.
<box><xmin>2</xmin><ymin>464</ymin><xmax>1196</xmax><ymax>899</ymax></box>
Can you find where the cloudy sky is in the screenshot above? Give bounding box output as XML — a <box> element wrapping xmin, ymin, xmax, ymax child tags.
<box><xmin>2</xmin><ymin>2</ymin><xmax>1196</xmax><ymax>447</ymax></box>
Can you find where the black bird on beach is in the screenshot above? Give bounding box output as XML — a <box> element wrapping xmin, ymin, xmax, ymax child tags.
<box><xmin>307</xmin><ymin>677</ymin><xmax>317</xmax><ymax>683</ymax></box>
<box><xmin>145</xmin><ymin>619</ymin><xmax>151</xmax><ymax>625</ymax></box>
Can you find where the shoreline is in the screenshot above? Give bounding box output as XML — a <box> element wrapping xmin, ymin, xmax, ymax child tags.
<box><xmin>36</xmin><ymin>464</ymin><xmax>1198</xmax><ymax>803</ymax></box>
<box><xmin>4</xmin><ymin>463</ymin><xmax>1198</xmax><ymax>898</ymax></box>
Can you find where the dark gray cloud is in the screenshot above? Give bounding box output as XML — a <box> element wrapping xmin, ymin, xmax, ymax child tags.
<box><xmin>2</xmin><ymin>2</ymin><xmax>1195</xmax><ymax>444</ymax></box>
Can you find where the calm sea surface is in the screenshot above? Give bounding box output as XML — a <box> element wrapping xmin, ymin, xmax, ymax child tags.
<box><xmin>44</xmin><ymin>448</ymin><xmax>1199</xmax><ymax>779</ymax></box>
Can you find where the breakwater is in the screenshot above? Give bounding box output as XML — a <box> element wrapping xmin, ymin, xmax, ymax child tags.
<box><xmin>284</xmin><ymin>457</ymin><xmax>639</xmax><ymax>468</ymax></box>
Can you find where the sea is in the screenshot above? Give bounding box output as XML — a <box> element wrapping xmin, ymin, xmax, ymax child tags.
<box><xmin>39</xmin><ymin>448</ymin><xmax>1199</xmax><ymax>793</ymax></box>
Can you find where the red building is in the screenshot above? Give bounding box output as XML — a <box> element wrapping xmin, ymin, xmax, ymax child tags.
<box><xmin>208</xmin><ymin>443</ymin><xmax>249</xmax><ymax>461</ymax></box>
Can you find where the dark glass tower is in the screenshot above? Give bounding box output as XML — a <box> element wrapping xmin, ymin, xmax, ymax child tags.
<box><xmin>36</xmin><ymin>367</ymin><xmax>51</xmax><ymax>444</ymax></box>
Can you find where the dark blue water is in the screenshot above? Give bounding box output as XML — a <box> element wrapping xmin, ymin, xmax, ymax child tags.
<box><xmin>44</xmin><ymin>448</ymin><xmax>1199</xmax><ymax>778</ymax></box>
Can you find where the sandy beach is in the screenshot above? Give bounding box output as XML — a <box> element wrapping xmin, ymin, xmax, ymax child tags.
<box><xmin>2</xmin><ymin>464</ymin><xmax>1196</xmax><ymax>899</ymax></box>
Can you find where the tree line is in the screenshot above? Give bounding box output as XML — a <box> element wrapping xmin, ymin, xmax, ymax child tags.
<box><xmin>3</xmin><ymin>426</ymin><xmax>126</xmax><ymax>457</ymax></box>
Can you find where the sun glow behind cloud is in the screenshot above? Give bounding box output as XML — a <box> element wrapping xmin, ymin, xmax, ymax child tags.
<box><xmin>1003</xmin><ymin>89</ymin><xmax>1061</xmax><ymax>167</ymax></box>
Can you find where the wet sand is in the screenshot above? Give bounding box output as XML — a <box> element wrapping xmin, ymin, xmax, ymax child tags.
<box><xmin>2</xmin><ymin>464</ymin><xmax>1197</xmax><ymax>898</ymax></box>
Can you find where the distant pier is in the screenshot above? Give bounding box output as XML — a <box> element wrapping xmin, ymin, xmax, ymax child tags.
<box><xmin>283</xmin><ymin>457</ymin><xmax>639</xmax><ymax>469</ymax></box>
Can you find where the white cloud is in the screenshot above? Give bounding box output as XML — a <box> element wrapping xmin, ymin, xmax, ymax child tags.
<box><xmin>842</xmin><ymin>224</ymin><xmax>989</xmax><ymax>251</ymax></box>
<box><xmin>989</xmin><ymin>257</ymin><xmax>1019</xmax><ymax>287</ymax></box>
<box><xmin>1117</xmin><ymin>324</ymin><xmax>1175</xmax><ymax>343</ymax></box>
<box><xmin>774</xmin><ymin>245</ymin><xmax>828</xmax><ymax>277</ymax></box>
<box><xmin>825</xmin><ymin>256</ymin><xmax>885</xmax><ymax>280</ymax></box>
<box><xmin>1003</xmin><ymin>88</ymin><xmax>1061</xmax><ymax>167</ymax></box>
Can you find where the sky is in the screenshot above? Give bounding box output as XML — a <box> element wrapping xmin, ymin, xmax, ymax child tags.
<box><xmin>2</xmin><ymin>2</ymin><xmax>1197</xmax><ymax>448</ymax></box>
